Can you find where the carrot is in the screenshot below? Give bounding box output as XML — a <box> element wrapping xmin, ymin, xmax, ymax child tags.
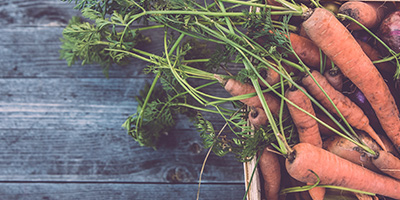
<box><xmin>285</xmin><ymin>143</ymin><xmax>400</xmax><ymax>199</ymax></box>
<box><xmin>323</xmin><ymin>68</ymin><xmax>343</xmax><ymax>92</ymax></box>
<box><xmin>258</xmin><ymin>67</ymin><xmax>281</xmax><ymax>88</ymax></box>
<box><xmin>221</xmin><ymin>77</ymin><xmax>280</xmax><ymax>115</ymax></box>
<box><xmin>288</xmin><ymin>33</ymin><xmax>331</xmax><ymax>70</ymax></box>
<box><xmin>338</xmin><ymin>1</ymin><xmax>390</xmax><ymax>30</ymax></box>
<box><xmin>302</xmin><ymin>8</ymin><xmax>400</xmax><ymax>153</ymax></box>
<box><xmin>356</xmin><ymin>39</ymin><xmax>395</xmax><ymax>74</ymax></box>
<box><xmin>285</xmin><ymin>86</ymin><xmax>325</xmax><ymax>200</ymax></box>
<box><xmin>285</xmin><ymin>86</ymin><xmax>322</xmax><ymax>147</ymax></box>
<box><xmin>372</xmin><ymin>150</ymin><xmax>400</xmax><ymax>180</ymax></box>
<box><xmin>301</xmin><ymin>70</ymin><xmax>387</xmax><ymax>152</ymax></box>
<box><xmin>248</xmin><ymin>106</ymin><xmax>268</xmax><ymax>128</ymax></box>
<box><xmin>258</xmin><ymin>147</ymin><xmax>281</xmax><ymax>200</ymax></box>
<box><xmin>323</xmin><ymin>135</ymin><xmax>380</xmax><ymax>172</ymax></box>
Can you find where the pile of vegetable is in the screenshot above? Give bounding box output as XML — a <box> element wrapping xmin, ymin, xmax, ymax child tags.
<box><xmin>60</xmin><ymin>0</ymin><xmax>400</xmax><ymax>199</ymax></box>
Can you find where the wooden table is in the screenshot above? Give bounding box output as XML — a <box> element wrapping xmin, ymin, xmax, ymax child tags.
<box><xmin>0</xmin><ymin>1</ymin><xmax>245</xmax><ymax>199</ymax></box>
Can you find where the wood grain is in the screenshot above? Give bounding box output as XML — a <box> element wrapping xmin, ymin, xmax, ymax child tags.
<box><xmin>0</xmin><ymin>0</ymin><xmax>246</xmax><ymax>198</ymax></box>
<box><xmin>0</xmin><ymin>183</ymin><xmax>245</xmax><ymax>200</ymax></box>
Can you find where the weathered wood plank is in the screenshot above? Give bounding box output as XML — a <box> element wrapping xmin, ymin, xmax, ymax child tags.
<box><xmin>0</xmin><ymin>78</ymin><xmax>243</xmax><ymax>182</ymax></box>
<box><xmin>0</xmin><ymin>0</ymin><xmax>78</xmax><ymax>27</ymax></box>
<box><xmin>0</xmin><ymin>128</ymin><xmax>244</xmax><ymax>182</ymax></box>
<box><xmin>0</xmin><ymin>78</ymin><xmax>231</xmax><ymax>129</ymax></box>
<box><xmin>0</xmin><ymin>182</ymin><xmax>245</xmax><ymax>200</ymax></box>
<box><xmin>0</xmin><ymin>0</ymin><xmax>247</xmax><ymax>196</ymax></box>
<box><xmin>0</xmin><ymin>26</ymin><xmax>161</xmax><ymax>79</ymax></box>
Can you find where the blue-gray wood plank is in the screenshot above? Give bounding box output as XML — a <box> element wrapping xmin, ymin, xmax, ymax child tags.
<box><xmin>0</xmin><ymin>0</ymin><xmax>245</xmax><ymax>199</ymax></box>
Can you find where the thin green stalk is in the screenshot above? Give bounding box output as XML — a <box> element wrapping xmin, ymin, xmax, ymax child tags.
<box><xmin>163</xmin><ymin>31</ymin><xmax>209</xmax><ymax>105</ymax></box>
<box><xmin>105</xmin><ymin>48</ymin><xmax>156</xmax><ymax>64</ymax></box>
<box><xmin>373</xmin><ymin>52</ymin><xmax>400</xmax><ymax>64</ymax></box>
<box><xmin>146</xmin><ymin>10</ymin><xmax>245</xmax><ymax>17</ymax></box>
<box><xmin>217</xmin><ymin>1</ymin><xmax>235</xmax><ymax>33</ymax></box>
<box><xmin>156</xmin><ymin>81</ymin><xmax>221</xmax><ymax>119</ymax></box>
<box><xmin>132</xmin><ymin>24</ymin><xmax>165</xmax><ymax>31</ymax></box>
<box><xmin>281</xmin><ymin>184</ymin><xmax>375</xmax><ymax>196</ymax></box>
<box><xmin>182</xmin><ymin>58</ymin><xmax>210</xmax><ymax>63</ymax></box>
<box><xmin>173</xmin><ymin>103</ymin><xmax>232</xmax><ymax>116</ymax></box>
<box><xmin>242</xmin><ymin>57</ymin><xmax>288</xmax><ymax>155</ymax></box>
<box><xmin>119</xmin><ymin>12</ymin><xmax>146</xmax><ymax>44</ymax></box>
<box><xmin>164</xmin><ymin>23</ymin><xmax>224</xmax><ymax>44</ymax></box>
<box><xmin>219</xmin><ymin>0</ymin><xmax>291</xmax><ymax>11</ymax></box>
<box><xmin>135</xmin><ymin>70</ymin><xmax>161</xmax><ymax>131</ymax></box>
<box><xmin>168</xmin><ymin>33</ymin><xmax>185</xmax><ymax>56</ymax></box>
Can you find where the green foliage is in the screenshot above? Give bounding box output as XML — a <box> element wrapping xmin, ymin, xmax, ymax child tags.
<box><xmin>59</xmin><ymin>7</ymin><xmax>151</xmax><ymax>77</ymax></box>
<box><xmin>61</xmin><ymin>0</ymin><xmax>299</xmax><ymax>161</ymax></box>
<box><xmin>243</xmin><ymin>9</ymin><xmax>292</xmax><ymax>59</ymax></box>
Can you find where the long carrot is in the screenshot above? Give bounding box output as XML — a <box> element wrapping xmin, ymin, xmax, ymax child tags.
<box><xmin>285</xmin><ymin>86</ymin><xmax>322</xmax><ymax>147</ymax></box>
<box><xmin>301</xmin><ymin>70</ymin><xmax>387</xmax><ymax>152</ymax></box>
<box><xmin>285</xmin><ymin>142</ymin><xmax>400</xmax><ymax>199</ymax></box>
<box><xmin>302</xmin><ymin>8</ymin><xmax>400</xmax><ymax>153</ymax></box>
<box><xmin>258</xmin><ymin>147</ymin><xmax>281</xmax><ymax>200</ymax></box>
<box><xmin>372</xmin><ymin>150</ymin><xmax>400</xmax><ymax>180</ymax></box>
<box><xmin>285</xmin><ymin>86</ymin><xmax>325</xmax><ymax>200</ymax></box>
<box><xmin>338</xmin><ymin>1</ymin><xmax>390</xmax><ymax>30</ymax></box>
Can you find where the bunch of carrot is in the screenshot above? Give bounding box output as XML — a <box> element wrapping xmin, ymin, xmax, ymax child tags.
<box><xmin>59</xmin><ymin>0</ymin><xmax>400</xmax><ymax>199</ymax></box>
<box><xmin>220</xmin><ymin>1</ymin><xmax>400</xmax><ymax>199</ymax></box>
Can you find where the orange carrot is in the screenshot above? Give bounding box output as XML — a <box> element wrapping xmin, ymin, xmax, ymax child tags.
<box><xmin>323</xmin><ymin>68</ymin><xmax>344</xmax><ymax>92</ymax></box>
<box><xmin>285</xmin><ymin>86</ymin><xmax>325</xmax><ymax>199</ymax></box>
<box><xmin>338</xmin><ymin>1</ymin><xmax>390</xmax><ymax>30</ymax></box>
<box><xmin>372</xmin><ymin>150</ymin><xmax>400</xmax><ymax>180</ymax></box>
<box><xmin>302</xmin><ymin>8</ymin><xmax>400</xmax><ymax>152</ymax></box>
<box><xmin>285</xmin><ymin>143</ymin><xmax>400</xmax><ymax>199</ymax></box>
<box><xmin>323</xmin><ymin>135</ymin><xmax>380</xmax><ymax>172</ymax></box>
<box><xmin>285</xmin><ymin>86</ymin><xmax>322</xmax><ymax>147</ymax></box>
<box><xmin>302</xmin><ymin>70</ymin><xmax>387</xmax><ymax>152</ymax></box>
<box><xmin>248</xmin><ymin>106</ymin><xmax>268</xmax><ymax>128</ymax></box>
<box><xmin>356</xmin><ymin>39</ymin><xmax>395</xmax><ymax>74</ymax></box>
<box><xmin>258</xmin><ymin>67</ymin><xmax>281</xmax><ymax>87</ymax></box>
<box><xmin>288</xmin><ymin>33</ymin><xmax>331</xmax><ymax>70</ymax></box>
<box><xmin>259</xmin><ymin>147</ymin><xmax>281</xmax><ymax>200</ymax></box>
<box><xmin>222</xmin><ymin>77</ymin><xmax>280</xmax><ymax>115</ymax></box>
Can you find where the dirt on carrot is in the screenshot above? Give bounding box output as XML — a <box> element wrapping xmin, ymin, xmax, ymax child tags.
<box><xmin>302</xmin><ymin>7</ymin><xmax>400</xmax><ymax>153</ymax></box>
<box><xmin>286</xmin><ymin>143</ymin><xmax>400</xmax><ymax>199</ymax></box>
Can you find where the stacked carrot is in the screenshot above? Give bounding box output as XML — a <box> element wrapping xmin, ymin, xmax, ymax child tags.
<box><xmin>221</xmin><ymin>1</ymin><xmax>400</xmax><ymax>199</ymax></box>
